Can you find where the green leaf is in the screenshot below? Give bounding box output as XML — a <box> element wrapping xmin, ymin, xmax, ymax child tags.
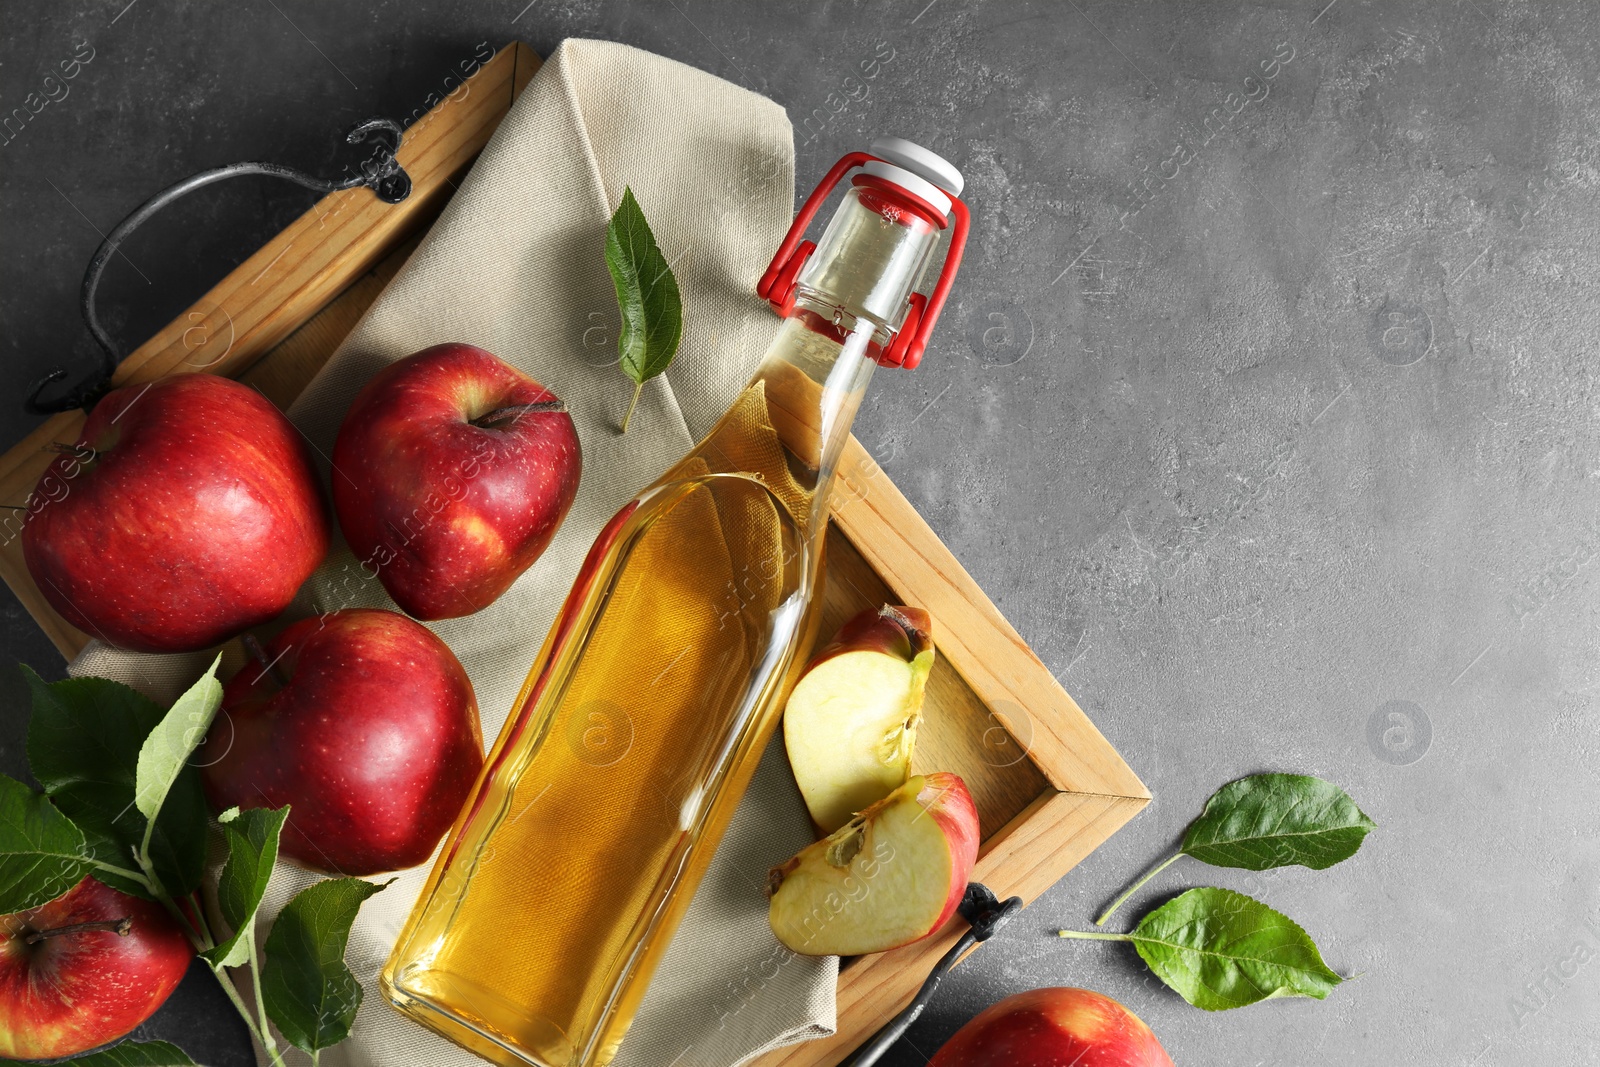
<box><xmin>263</xmin><ymin>876</ymin><xmax>392</xmax><ymax>1052</ymax></box>
<box><xmin>1181</xmin><ymin>773</ymin><xmax>1377</xmax><ymax>872</ymax></box>
<box><xmin>1071</xmin><ymin>887</ymin><xmax>1345</xmax><ymax>1011</ymax></box>
<box><xmin>1095</xmin><ymin>772</ymin><xmax>1377</xmax><ymax>925</ymax></box>
<box><xmin>202</xmin><ymin>806</ymin><xmax>289</xmax><ymax>970</ymax></box>
<box><xmin>133</xmin><ymin>656</ymin><xmax>223</xmax><ymax>851</ymax></box>
<box><xmin>58</xmin><ymin>1039</ymin><xmax>198</xmax><ymax>1065</ymax></box>
<box><xmin>605</xmin><ymin>186</ymin><xmax>683</xmax><ymax>432</ymax></box>
<box><xmin>0</xmin><ymin>772</ymin><xmax>92</xmax><ymax>913</ymax></box>
<box><xmin>24</xmin><ymin>667</ymin><xmax>208</xmax><ymax>899</ymax></box>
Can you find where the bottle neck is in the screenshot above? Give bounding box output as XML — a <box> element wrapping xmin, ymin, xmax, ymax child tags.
<box><xmin>749</xmin><ymin>180</ymin><xmax>944</xmax><ymax>526</ymax></box>
<box><xmin>675</xmin><ymin>181</ymin><xmax>941</xmax><ymax>542</ymax></box>
<box><xmin>745</xmin><ymin>300</ymin><xmax>878</xmax><ymax>532</ymax></box>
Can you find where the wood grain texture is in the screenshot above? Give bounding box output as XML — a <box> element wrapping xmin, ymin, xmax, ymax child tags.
<box><xmin>0</xmin><ymin>43</ymin><xmax>539</xmax><ymax>659</ymax></box>
<box><xmin>0</xmin><ymin>42</ymin><xmax>1148</xmax><ymax>1065</ymax></box>
<box><xmin>237</xmin><ymin>231</ymin><xmax>425</xmax><ymax>410</ymax></box>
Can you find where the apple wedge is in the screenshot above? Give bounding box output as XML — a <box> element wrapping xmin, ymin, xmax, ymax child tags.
<box><xmin>784</xmin><ymin>605</ymin><xmax>935</xmax><ymax>833</ymax></box>
<box><xmin>766</xmin><ymin>772</ymin><xmax>979</xmax><ymax>956</ymax></box>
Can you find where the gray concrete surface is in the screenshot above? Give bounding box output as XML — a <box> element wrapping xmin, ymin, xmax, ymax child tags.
<box><xmin>3</xmin><ymin>1</ymin><xmax>1597</xmax><ymax>1064</ymax></box>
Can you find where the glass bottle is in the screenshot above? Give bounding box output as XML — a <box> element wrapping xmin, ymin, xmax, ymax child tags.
<box><xmin>381</xmin><ymin>137</ymin><xmax>969</xmax><ymax>1067</ymax></box>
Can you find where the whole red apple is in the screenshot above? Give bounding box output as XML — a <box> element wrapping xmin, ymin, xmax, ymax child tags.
<box><xmin>0</xmin><ymin>877</ymin><xmax>193</xmax><ymax>1061</ymax></box>
<box><xmin>21</xmin><ymin>374</ymin><xmax>329</xmax><ymax>653</ymax></box>
<box><xmin>198</xmin><ymin>608</ymin><xmax>484</xmax><ymax>876</ymax></box>
<box><xmin>331</xmin><ymin>343</ymin><xmax>581</xmax><ymax>620</ymax></box>
<box><xmin>928</xmin><ymin>987</ymin><xmax>1175</xmax><ymax>1067</ymax></box>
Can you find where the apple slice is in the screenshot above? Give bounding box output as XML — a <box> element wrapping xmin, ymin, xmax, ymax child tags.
<box><xmin>784</xmin><ymin>605</ymin><xmax>935</xmax><ymax>833</ymax></box>
<box><xmin>766</xmin><ymin>772</ymin><xmax>979</xmax><ymax>956</ymax></box>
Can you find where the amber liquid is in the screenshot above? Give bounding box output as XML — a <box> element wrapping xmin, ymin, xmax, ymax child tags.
<box><xmin>382</xmin><ymin>316</ymin><xmax>874</xmax><ymax>1067</ymax></box>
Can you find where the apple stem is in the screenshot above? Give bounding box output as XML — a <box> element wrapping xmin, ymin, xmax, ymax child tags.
<box><xmin>45</xmin><ymin>442</ymin><xmax>95</xmax><ymax>461</ymax></box>
<box><xmin>620</xmin><ymin>381</ymin><xmax>643</xmax><ymax>434</ymax></box>
<box><xmin>470</xmin><ymin>399</ymin><xmax>566</xmax><ymax>429</ymax></box>
<box><xmin>1093</xmin><ymin>851</ymin><xmax>1184</xmax><ymax>926</ymax></box>
<box><xmin>25</xmin><ymin>917</ymin><xmax>132</xmax><ymax>943</ymax></box>
<box><xmin>879</xmin><ymin>604</ymin><xmax>918</xmax><ymax>637</ymax></box>
<box><xmin>242</xmin><ymin>633</ymin><xmax>288</xmax><ymax>687</ymax></box>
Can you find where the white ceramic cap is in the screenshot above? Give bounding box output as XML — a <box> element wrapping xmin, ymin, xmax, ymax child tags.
<box><xmin>870</xmin><ymin>136</ymin><xmax>964</xmax><ymax>197</ymax></box>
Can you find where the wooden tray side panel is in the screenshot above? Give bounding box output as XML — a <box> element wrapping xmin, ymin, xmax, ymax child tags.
<box><xmin>830</xmin><ymin>439</ymin><xmax>1150</xmax><ymax>803</ymax></box>
<box><xmin>237</xmin><ymin>232</ymin><xmax>423</xmax><ymax>410</ymax></box>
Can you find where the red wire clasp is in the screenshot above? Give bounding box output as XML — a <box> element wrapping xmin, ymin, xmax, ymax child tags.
<box><xmin>757</xmin><ymin>152</ymin><xmax>969</xmax><ymax>370</ymax></box>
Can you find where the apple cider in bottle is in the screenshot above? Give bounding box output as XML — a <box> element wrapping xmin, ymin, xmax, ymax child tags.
<box><xmin>381</xmin><ymin>138</ymin><xmax>970</xmax><ymax>1067</ymax></box>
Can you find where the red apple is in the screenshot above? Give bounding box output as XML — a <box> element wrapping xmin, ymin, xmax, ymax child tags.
<box><xmin>331</xmin><ymin>343</ymin><xmax>581</xmax><ymax>620</ymax></box>
<box><xmin>928</xmin><ymin>987</ymin><xmax>1175</xmax><ymax>1067</ymax></box>
<box><xmin>784</xmin><ymin>605</ymin><xmax>935</xmax><ymax>833</ymax></box>
<box><xmin>21</xmin><ymin>374</ymin><xmax>329</xmax><ymax>653</ymax></box>
<box><xmin>0</xmin><ymin>877</ymin><xmax>193</xmax><ymax>1061</ymax></box>
<box><xmin>766</xmin><ymin>772</ymin><xmax>979</xmax><ymax>956</ymax></box>
<box><xmin>198</xmin><ymin>608</ymin><xmax>484</xmax><ymax>876</ymax></box>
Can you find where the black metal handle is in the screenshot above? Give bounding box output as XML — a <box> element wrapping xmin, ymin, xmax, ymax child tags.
<box><xmin>28</xmin><ymin>116</ymin><xmax>413</xmax><ymax>417</ymax></box>
<box><xmin>842</xmin><ymin>882</ymin><xmax>1024</xmax><ymax>1067</ymax></box>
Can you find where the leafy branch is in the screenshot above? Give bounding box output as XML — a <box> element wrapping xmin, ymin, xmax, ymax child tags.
<box><xmin>9</xmin><ymin>662</ymin><xmax>387</xmax><ymax>1065</ymax></box>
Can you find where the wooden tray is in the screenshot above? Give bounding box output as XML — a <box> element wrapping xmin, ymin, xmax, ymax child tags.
<box><xmin>0</xmin><ymin>42</ymin><xmax>1148</xmax><ymax>1066</ymax></box>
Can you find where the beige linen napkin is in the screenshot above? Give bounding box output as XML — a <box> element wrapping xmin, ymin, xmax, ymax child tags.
<box><xmin>68</xmin><ymin>37</ymin><xmax>838</xmax><ymax>1067</ymax></box>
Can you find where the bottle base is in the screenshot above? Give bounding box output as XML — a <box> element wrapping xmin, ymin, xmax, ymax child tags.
<box><xmin>381</xmin><ymin>967</ymin><xmax>615</xmax><ymax>1067</ymax></box>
